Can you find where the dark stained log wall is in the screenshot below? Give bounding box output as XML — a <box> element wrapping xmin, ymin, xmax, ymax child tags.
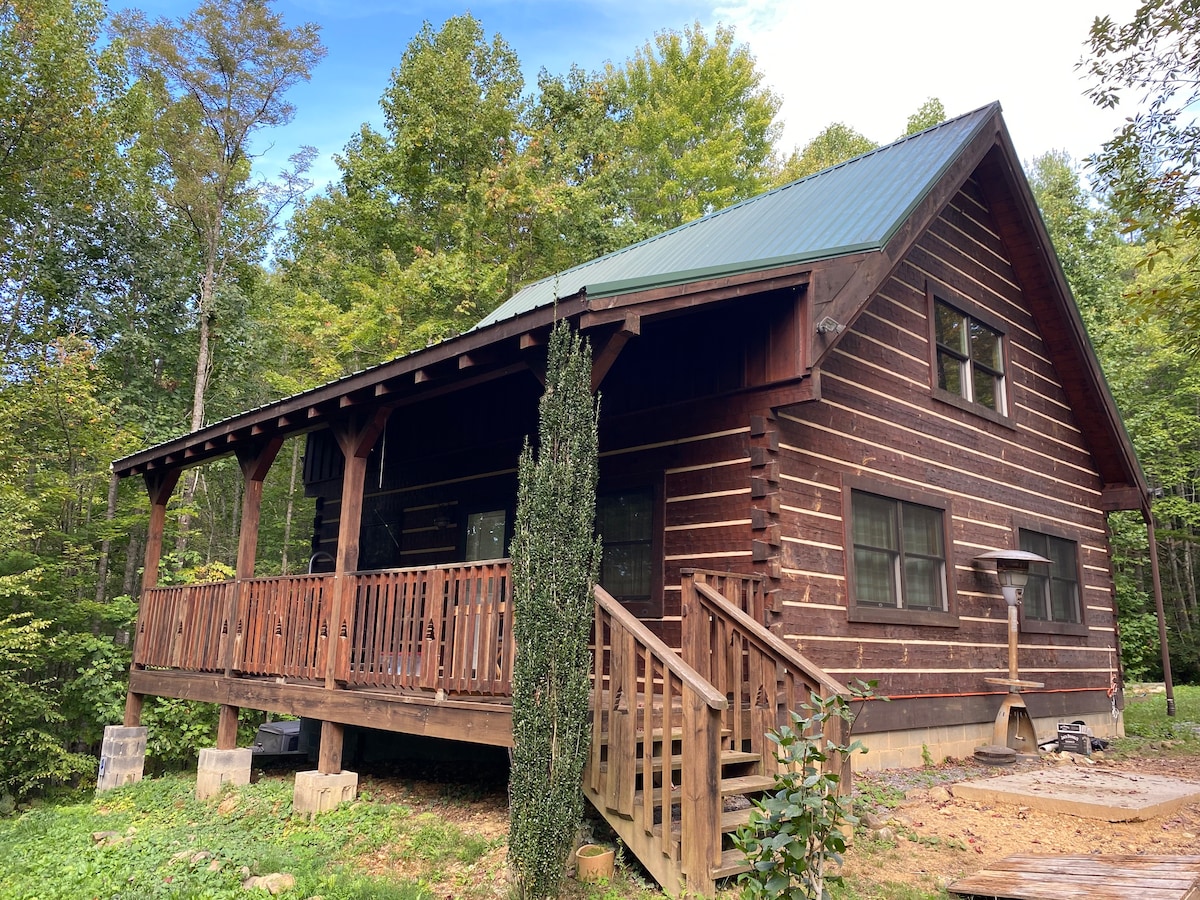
<box><xmin>775</xmin><ymin>176</ymin><xmax>1120</xmax><ymax>722</ymax></box>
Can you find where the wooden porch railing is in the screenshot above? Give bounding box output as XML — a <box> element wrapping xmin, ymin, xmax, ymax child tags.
<box><xmin>133</xmin><ymin>581</ymin><xmax>232</xmax><ymax>672</ymax></box>
<box><xmin>132</xmin><ymin>561</ymin><xmax>513</xmax><ymax>696</ymax></box>
<box><xmin>238</xmin><ymin>574</ymin><xmax>334</xmax><ymax>680</ymax></box>
<box><xmin>345</xmin><ymin>560</ymin><xmax>513</xmax><ymax>695</ymax></box>
<box><xmin>587</xmin><ymin>584</ymin><xmax>728</xmax><ymax>892</ymax></box>
<box><xmin>682</xmin><ymin>570</ymin><xmax>851</xmax><ymax>774</ymax></box>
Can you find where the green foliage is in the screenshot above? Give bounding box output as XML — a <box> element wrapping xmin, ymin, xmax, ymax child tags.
<box><xmin>904</xmin><ymin>98</ymin><xmax>946</xmax><ymax>135</ymax></box>
<box><xmin>776</xmin><ymin>124</ymin><xmax>878</xmax><ymax>184</ymax></box>
<box><xmin>508</xmin><ymin>321</ymin><xmax>601</xmax><ymax>900</ymax></box>
<box><xmin>1083</xmin><ymin>1</ymin><xmax>1200</xmax><ymax>353</ymax></box>
<box><xmin>0</xmin><ymin>614</ymin><xmax>95</xmax><ymax>799</ymax></box>
<box><xmin>605</xmin><ymin>21</ymin><xmax>781</xmax><ymax>231</ymax></box>
<box><xmin>734</xmin><ymin>686</ymin><xmax>873</xmax><ymax>900</ymax></box>
<box><xmin>1121</xmin><ymin>684</ymin><xmax>1200</xmax><ymax>741</ymax></box>
<box><xmin>0</xmin><ymin>774</ymin><xmax>441</xmax><ymax>899</ymax></box>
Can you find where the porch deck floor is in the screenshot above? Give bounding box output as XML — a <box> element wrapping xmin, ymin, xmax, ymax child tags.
<box><xmin>947</xmin><ymin>854</ymin><xmax>1200</xmax><ymax>899</ymax></box>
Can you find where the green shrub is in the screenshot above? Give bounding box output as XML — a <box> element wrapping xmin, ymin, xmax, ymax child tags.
<box><xmin>508</xmin><ymin>321</ymin><xmax>601</xmax><ymax>900</ymax></box>
<box><xmin>734</xmin><ymin>685</ymin><xmax>873</xmax><ymax>900</ymax></box>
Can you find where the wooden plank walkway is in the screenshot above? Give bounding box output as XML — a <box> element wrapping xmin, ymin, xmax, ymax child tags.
<box><xmin>948</xmin><ymin>854</ymin><xmax>1200</xmax><ymax>900</ymax></box>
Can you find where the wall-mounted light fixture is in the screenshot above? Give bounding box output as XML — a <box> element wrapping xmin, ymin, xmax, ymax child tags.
<box><xmin>974</xmin><ymin>549</ymin><xmax>1052</xmax><ymax>757</ymax></box>
<box><xmin>816</xmin><ymin>316</ymin><xmax>845</xmax><ymax>335</ymax></box>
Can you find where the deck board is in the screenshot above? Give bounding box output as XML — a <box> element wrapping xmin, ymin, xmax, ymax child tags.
<box><xmin>949</xmin><ymin>854</ymin><xmax>1200</xmax><ymax>900</ymax></box>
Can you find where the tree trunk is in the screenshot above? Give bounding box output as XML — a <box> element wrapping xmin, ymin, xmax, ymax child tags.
<box><xmin>281</xmin><ymin>440</ymin><xmax>301</xmax><ymax>574</ymax></box>
<box><xmin>94</xmin><ymin>470</ymin><xmax>120</xmax><ymax>605</ymax></box>
<box><xmin>174</xmin><ymin>256</ymin><xmax>217</xmax><ymax>557</ymax></box>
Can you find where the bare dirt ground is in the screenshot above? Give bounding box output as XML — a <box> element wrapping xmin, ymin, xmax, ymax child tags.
<box><xmin>840</xmin><ymin>745</ymin><xmax>1200</xmax><ymax>895</ymax></box>
<box><xmin>336</xmin><ymin>743</ymin><xmax>1200</xmax><ymax>898</ymax></box>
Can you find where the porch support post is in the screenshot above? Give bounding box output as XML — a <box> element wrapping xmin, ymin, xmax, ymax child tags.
<box><xmin>296</xmin><ymin>410</ymin><xmax>389</xmax><ymax>812</ymax></box>
<box><xmin>1145</xmin><ymin>511</ymin><xmax>1176</xmax><ymax>717</ymax></box>
<box><xmin>211</xmin><ymin>438</ymin><xmax>284</xmax><ymax>755</ymax></box>
<box><xmin>124</xmin><ymin>468</ymin><xmax>181</xmax><ymax>727</ymax></box>
<box><xmin>101</xmin><ymin>468</ymin><xmax>178</xmax><ymax>793</ymax></box>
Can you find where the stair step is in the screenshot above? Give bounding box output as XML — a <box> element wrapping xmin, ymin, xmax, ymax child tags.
<box><xmin>598</xmin><ymin>748</ymin><xmax>762</xmax><ymax>776</ymax></box>
<box><xmin>665</xmin><ymin>805</ymin><xmax>756</xmax><ymax>838</ymax></box>
<box><xmin>720</xmin><ymin>774</ymin><xmax>776</xmax><ymax>796</ymax></box>
<box><xmin>715</xmin><ymin>847</ymin><xmax>752</xmax><ymax>879</ymax></box>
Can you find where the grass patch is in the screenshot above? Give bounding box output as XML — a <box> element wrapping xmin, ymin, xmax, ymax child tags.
<box><xmin>1122</xmin><ymin>684</ymin><xmax>1200</xmax><ymax>743</ymax></box>
<box><xmin>0</xmin><ymin>774</ymin><xmax>466</xmax><ymax>900</ymax></box>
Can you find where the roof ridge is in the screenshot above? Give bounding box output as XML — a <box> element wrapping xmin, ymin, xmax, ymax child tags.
<box><xmin>494</xmin><ymin>103</ymin><xmax>1002</xmax><ymax>303</ymax></box>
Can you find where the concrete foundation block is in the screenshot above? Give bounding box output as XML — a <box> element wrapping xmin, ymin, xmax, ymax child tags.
<box><xmin>195</xmin><ymin>747</ymin><xmax>253</xmax><ymax>800</ymax></box>
<box><xmin>292</xmin><ymin>770</ymin><xmax>358</xmax><ymax>817</ymax></box>
<box><xmin>96</xmin><ymin>725</ymin><xmax>147</xmax><ymax>793</ymax></box>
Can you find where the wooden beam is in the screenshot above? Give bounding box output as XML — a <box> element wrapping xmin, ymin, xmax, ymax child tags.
<box><xmin>318</xmin><ymin>720</ymin><xmax>344</xmax><ymax>774</ymax></box>
<box><xmin>125</xmin><ymin>467</ymin><xmax>182</xmax><ymax>727</ymax></box>
<box><xmin>591</xmin><ymin>313</ymin><xmax>640</xmax><ymax>392</ymax></box>
<box><xmin>127</xmin><ymin>668</ymin><xmax>515</xmax><ymax>746</ymax></box>
<box><xmin>216</xmin><ymin>704</ymin><xmax>239</xmax><ymax>751</ymax></box>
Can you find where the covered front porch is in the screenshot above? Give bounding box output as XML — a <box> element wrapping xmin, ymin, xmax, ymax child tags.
<box><xmin>129</xmin><ymin>560</ymin><xmax>516</xmax><ymax>745</ymax></box>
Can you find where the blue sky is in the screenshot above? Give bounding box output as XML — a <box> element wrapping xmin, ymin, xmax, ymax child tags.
<box><xmin>132</xmin><ymin>0</ymin><xmax>1143</xmax><ymax>194</ymax></box>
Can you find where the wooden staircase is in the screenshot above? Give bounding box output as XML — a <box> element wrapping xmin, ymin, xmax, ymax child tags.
<box><xmin>584</xmin><ymin>570</ymin><xmax>851</xmax><ymax>897</ymax></box>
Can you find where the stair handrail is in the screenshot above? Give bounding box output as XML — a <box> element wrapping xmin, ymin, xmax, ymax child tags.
<box><xmin>595</xmin><ymin>585</ymin><xmax>727</xmax><ymax>712</ymax></box>
<box><xmin>589</xmin><ymin>584</ymin><xmax>726</xmax><ymax>895</ymax></box>
<box><xmin>692</xmin><ymin>581</ymin><xmax>850</xmax><ymax>698</ymax></box>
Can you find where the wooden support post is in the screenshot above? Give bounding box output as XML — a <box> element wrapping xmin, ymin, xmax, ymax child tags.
<box><xmin>313</xmin><ymin>411</ymin><xmax>392</xmax><ymax>775</ymax></box>
<box><xmin>216</xmin><ymin>704</ymin><xmax>239</xmax><ymax>751</ymax></box>
<box><xmin>224</xmin><ymin>438</ymin><xmax>284</xmax><ymax>677</ymax></box>
<box><xmin>1145</xmin><ymin>515</ymin><xmax>1177</xmax><ymax>716</ymax></box>
<box><xmin>680</xmin><ymin>691</ymin><xmax>720</xmax><ymax>897</ymax></box>
<box><xmin>124</xmin><ymin>468</ymin><xmax>181</xmax><ymax>727</ymax></box>
<box><xmin>318</xmin><ymin>720</ymin><xmax>344</xmax><ymax>775</ymax></box>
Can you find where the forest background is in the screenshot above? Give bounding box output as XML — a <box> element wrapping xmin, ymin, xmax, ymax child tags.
<box><xmin>2</xmin><ymin>0</ymin><xmax>1198</xmax><ymax>800</ymax></box>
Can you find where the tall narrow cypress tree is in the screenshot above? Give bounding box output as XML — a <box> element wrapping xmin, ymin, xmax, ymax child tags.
<box><xmin>508</xmin><ymin>320</ymin><xmax>601</xmax><ymax>900</ymax></box>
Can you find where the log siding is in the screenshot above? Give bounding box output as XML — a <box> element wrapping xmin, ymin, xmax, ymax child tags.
<box><xmin>775</xmin><ymin>183</ymin><xmax>1119</xmax><ymax>717</ymax></box>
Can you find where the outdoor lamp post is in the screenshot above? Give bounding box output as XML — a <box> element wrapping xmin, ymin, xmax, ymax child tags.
<box><xmin>974</xmin><ymin>549</ymin><xmax>1052</xmax><ymax>756</ymax></box>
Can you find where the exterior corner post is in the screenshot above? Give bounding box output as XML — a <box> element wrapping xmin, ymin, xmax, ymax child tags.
<box><xmin>124</xmin><ymin>468</ymin><xmax>181</xmax><ymax>727</ymax></box>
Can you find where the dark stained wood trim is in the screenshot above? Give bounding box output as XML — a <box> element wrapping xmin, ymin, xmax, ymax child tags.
<box><xmin>841</xmin><ymin>472</ymin><xmax>960</xmax><ymax>628</ymax></box>
<box><xmin>127</xmin><ymin>669</ymin><xmax>514</xmax><ymax>746</ymax></box>
<box><xmin>581</xmin><ymin>265</ymin><xmax>812</xmax><ymax>325</ymax></box>
<box><xmin>809</xmin><ymin>113</ymin><xmax>1003</xmax><ymax>372</ymax></box>
<box><xmin>852</xmin><ymin>688</ymin><xmax>1111</xmax><ymax>734</ymax></box>
<box><xmin>112</xmin><ymin>296</ymin><xmax>588</xmax><ymax>479</ymax></box>
<box><xmin>591</xmin><ymin>313</ymin><xmax>640</xmax><ymax>391</ymax></box>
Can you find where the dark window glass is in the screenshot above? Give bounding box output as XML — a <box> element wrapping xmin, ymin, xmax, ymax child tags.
<box><xmin>1019</xmin><ymin>530</ymin><xmax>1080</xmax><ymax>623</ymax></box>
<box><xmin>598</xmin><ymin>489</ymin><xmax>653</xmax><ymax>602</ymax></box>
<box><xmin>851</xmin><ymin>491</ymin><xmax>947</xmax><ymax>611</ymax></box>
<box><xmin>935</xmin><ymin>300</ymin><xmax>1005</xmax><ymax>414</ymax></box>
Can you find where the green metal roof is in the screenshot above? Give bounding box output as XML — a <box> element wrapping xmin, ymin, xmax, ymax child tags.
<box><xmin>476</xmin><ymin>102</ymin><xmax>1000</xmax><ymax>329</ymax></box>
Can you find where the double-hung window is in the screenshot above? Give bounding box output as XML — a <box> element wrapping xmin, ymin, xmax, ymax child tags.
<box><xmin>1018</xmin><ymin>528</ymin><xmax>1083</xmax><ymax>633</ymax></box>
<box><xmin>933</xmin><ymin>294</ymin><xmax>1007</xmax><ymax>418</ymax></box>
<box><xmin>847</xmin><ymin>483</ymin><xmax>955</xmax><ymax>626</ymax></box>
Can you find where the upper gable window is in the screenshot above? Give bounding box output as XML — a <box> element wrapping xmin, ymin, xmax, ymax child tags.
<box><xmin>933</xmin><ymin>296</ymin><xmax>1007</xmax><ymax>418</ymax></box>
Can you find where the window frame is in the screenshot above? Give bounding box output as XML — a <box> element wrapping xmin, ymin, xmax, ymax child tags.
<box><xmin>926</xmin><ymin>282</ymin><xmax>1013</xmax><ymax>427</ymax></box>
<box><xmin>843</xmin><ymin>475</ymin><xmax>958</xmax><ymax>627</ymax></box>
<box><xmin>1015</xmin><ymin>522</ymin><xmax>1087</xmax><ymax>636</ymax></box>
<box><xmin>596</xmin><ymin>480</ymin><xmax>663</xmax><ymax>619</ymax></box>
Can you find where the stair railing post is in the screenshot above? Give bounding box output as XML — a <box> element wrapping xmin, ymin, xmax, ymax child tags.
<box><xmin>680</xmin><ymin>688</ymin><xmax>720</xmax><ymax>897</ymax></box>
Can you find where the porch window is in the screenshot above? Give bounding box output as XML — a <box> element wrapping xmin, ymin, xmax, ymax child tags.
<box><xmin>1019</xmin><ymin>529</ymin><xmax>1082</xmax><ymax>626</ymax></box>
<box><xmin>846</xmin><ymin>482</ymin><xmax>956</xmax><ymax>626</ymax></box>
<box><xmin>934</xmin><ymin>297</ymin><xmax>1007</xmax><ymax>416</ymax></box>
<box><xmin>597</xmin><ymin>489</ymin><xmax>653</xmax><ymax>604</ymax></box>
<box><xmin>465</xmin><ymin>509</ymin><xmax>506</xmax><ymax>561</ymax></box>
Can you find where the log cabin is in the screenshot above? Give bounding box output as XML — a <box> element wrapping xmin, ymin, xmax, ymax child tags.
<box><xmin>103</xmin><ymin>102</ymin><xmax>1159</xmax><ymax>895</ymax></box>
